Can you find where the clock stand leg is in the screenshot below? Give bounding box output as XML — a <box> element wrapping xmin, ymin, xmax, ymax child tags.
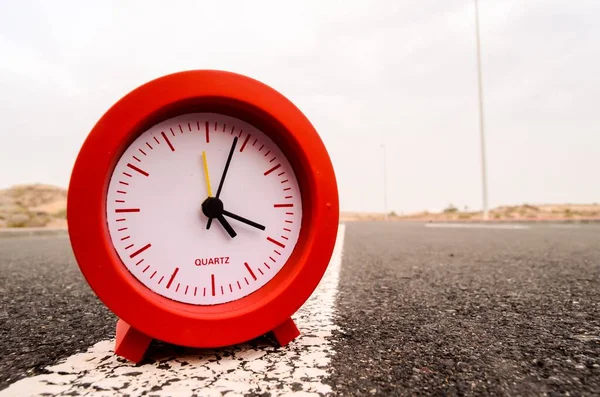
<box><xmin>271</xmin><ymin>317</ymin><xmax>300</xmax><ymax>346</ymax></box>
<box><xmin>114</xmin><ymin>318</ymin><xmax>152</xmax><ymax>363</ymax></box>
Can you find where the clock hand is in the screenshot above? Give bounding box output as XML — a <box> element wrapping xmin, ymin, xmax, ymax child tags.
<box><xmin>202</xmin><ymin>197</ymin><xmax>237</xmax><ymax>237</ymax></box>
<box><xmin>207</xmin><ymin>136</ymin><xmax>238</xmax><ymax>229</ymax></box>
<box><xmin>217</xmin><ymin>214</ymin><xmax>237</xmax><ymax>238</ymax></box>
<box><xmin>222</xmin><ymin>210</ymin><xmax>266</xmax><ymax>231</ymax></box>
<box><xmin>201</xmin><ymin>151</ymin><xmax>213</xmax><ymax>197</ymax></box>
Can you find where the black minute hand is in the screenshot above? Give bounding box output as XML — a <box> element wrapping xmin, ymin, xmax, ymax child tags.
<box><xmin>207</xmin><ymin>137</ymin><xmax>238</xmax><ymax>230</ymax></box>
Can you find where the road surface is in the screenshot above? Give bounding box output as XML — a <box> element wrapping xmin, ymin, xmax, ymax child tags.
<box><xmin>1</xmin><ymin>222</ymin><xmax>599</xmax><ymax>396</ymax></box>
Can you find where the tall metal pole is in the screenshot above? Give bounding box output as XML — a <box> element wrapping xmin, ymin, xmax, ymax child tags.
<box><xmin>474</xmin><ymin>0</ymin><xmax>489</xmax><ymax>220</ymax></box>
<box><xmin>382</xmin><ymin>144</ymin><xmax>388</xmax><ymax>219</ymax></box>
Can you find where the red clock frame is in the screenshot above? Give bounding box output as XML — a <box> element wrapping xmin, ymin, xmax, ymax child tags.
<box><xmin>67</xmin><ymin>70</ymin><xmax>339</xmax><ymax>362</ymax></box>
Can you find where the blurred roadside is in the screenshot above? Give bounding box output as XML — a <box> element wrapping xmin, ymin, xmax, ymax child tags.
<box><xmin>1</xmin><ymin>184</ymin><xmax>598</xmax><ymax>232</ymax></box>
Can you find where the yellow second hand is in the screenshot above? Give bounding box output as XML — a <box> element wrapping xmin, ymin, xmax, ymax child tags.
<box><xmin>202</xmin><ymin>151</ymin><xmax>213</xmax><ymax>197</ymax></box>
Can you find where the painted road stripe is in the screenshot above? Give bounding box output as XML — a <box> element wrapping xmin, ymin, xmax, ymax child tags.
<box><xmin>425</xmin><ymin>223</ymin><xmax>530</xmax><ymax>230</ymax></box>
<box><xmin>1</xmin><ymin>224</ymin><xmax>346</xmax><ymax>397</ymax></box>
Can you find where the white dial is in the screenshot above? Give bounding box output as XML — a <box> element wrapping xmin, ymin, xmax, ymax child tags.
<box><xmin>105</xmin><ymin>113</ymin><xmax>302</xmax><ymax>305</ymax></box>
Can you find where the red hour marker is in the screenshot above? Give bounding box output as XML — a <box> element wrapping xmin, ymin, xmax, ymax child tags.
<box><xmin>161</xmin><ymin>131</ymin><xmax>175</xmax><ymax>151</ymax></box>
<box><xmin>274</xmin><ymin>203</ymin><xmax>293</xmax><ymax>208</ymax></box>
<box><xmin>129</xmin><ymin>243</ymin><xmax>151</xmax><ymax>258</ymax></box>
<box><xmin>240</xmin><ymin>134</ymin><xmax>251</xmax><ymax>152</ymax></box>
<box><xmin>166</xmin><ymin>267</ymin><xmax>179</xmax><ymax>289</ymax></box>
<box><xmin>244</xmin><ymin>262</ymin><xmax>257</xmax><ymax>280</ymax></box>
<box><xmin>115</xmin><ymin>208</ymin><xmax>139</xmax><ymax>213</ymax></box>
<box><xmin>205</xmin><ymin>121</ymin><xmax>210</xmax><ymax>143</ymax></box>
<box><xmin>264</xmin><ymin>164</ymin><xmax>281</xmax><ymax>176</ymax></box>
<box><xmin>267</xmin><ymin>237</ymin><xmax>285</xmax><ymax>249</ymax></box>
<box><xmin>211</xmin><ymin>274</ymin><xmax>216</xmax><ymax>296</ymax></box>
<box><xmin>127</xmin><ymin>163</ymin><xmax>149</xmax><ymax>177</ymax></box>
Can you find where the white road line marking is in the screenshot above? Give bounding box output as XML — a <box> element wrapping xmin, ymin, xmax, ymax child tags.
<box><xmin>425</xmin><ymin>223</ymin><xmax>530</xmax><ymax>230</ymax></box>
<box><xmin>547</xmin><ymin>224</ymin><xmax>583</xmax><ymax>229</ymax></box>
<box><xmin>1</xmin><ymin>224</ymin><xmax>346</xmax><ymax>397</ymax></box>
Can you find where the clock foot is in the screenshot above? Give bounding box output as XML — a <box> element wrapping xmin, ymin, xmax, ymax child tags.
<box><xmin>271</xmin><ymin>317</ymin><xmax>300</xmax><ymax>346</ymax></box>
<box><xmin>114</xmin><ymin>318</ymin><xmax>152</xmax><ymax>363</ymax></box>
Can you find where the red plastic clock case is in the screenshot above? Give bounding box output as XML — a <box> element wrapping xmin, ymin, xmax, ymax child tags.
<box><xmin>67</xmin><ymin>70</ymin><xmax>339</xmax><ymax>362</ymax></box>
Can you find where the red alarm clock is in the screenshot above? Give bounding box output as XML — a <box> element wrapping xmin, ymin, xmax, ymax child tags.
<box><xmin>67</xmin><ymin>70</ymin><xmax>339</xmax><ymax>362</ymax></box>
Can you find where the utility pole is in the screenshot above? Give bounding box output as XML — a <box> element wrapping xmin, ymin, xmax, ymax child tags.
<box><xmin>381</xmin><ymin>144</ymin><xmax>388</xmax><ymax>220</ymax></box>
<box><xmin>474</xmin><ymin>0</ymin><xmax>490</xmax><ymax>220</ymax></box>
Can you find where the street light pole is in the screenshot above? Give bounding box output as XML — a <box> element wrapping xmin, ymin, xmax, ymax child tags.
<box><xmin>474</xmin><ymin>0</ymin><xmax>489</xmax><ymax>220</ymax></box>
<box><xmin>381</xmin><ymin>144</ymin><xmax>388</xmax><ymax>220</ymax></box>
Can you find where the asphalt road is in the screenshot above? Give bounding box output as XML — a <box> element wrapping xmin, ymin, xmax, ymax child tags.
<box><xmin>1</xmin><ymin>222</ymin><xmax>599</xmax><ymax>396</ymax></box>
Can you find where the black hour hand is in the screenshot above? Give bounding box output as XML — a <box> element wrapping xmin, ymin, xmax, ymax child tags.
<box><xmin>223</xmin><ymin>210</ymin><xmax>265</xmax><ymax>231</ymax></box>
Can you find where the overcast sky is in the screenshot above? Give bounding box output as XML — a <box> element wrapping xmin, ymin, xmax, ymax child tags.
<box><xmin>1</xmin><ymin>0</ymin><xmax>598</xmax><ymax>213</ymax></box>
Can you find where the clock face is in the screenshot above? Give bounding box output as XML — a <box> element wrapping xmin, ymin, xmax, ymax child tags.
<box><xmin>105</xmin><ymin>113</ymin><xmax>302</xmax><ymax>305</ymax></box>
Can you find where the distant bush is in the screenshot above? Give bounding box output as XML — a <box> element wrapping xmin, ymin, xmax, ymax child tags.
<box><xmin>53</xmin><ymin>208</ymin><xmax>67</xmax><ymax>219</ymax></box>
<box><xmin>443</xmin><ymin>204</ymin><xmax>458</xmax><ymax>213</ymax></box>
